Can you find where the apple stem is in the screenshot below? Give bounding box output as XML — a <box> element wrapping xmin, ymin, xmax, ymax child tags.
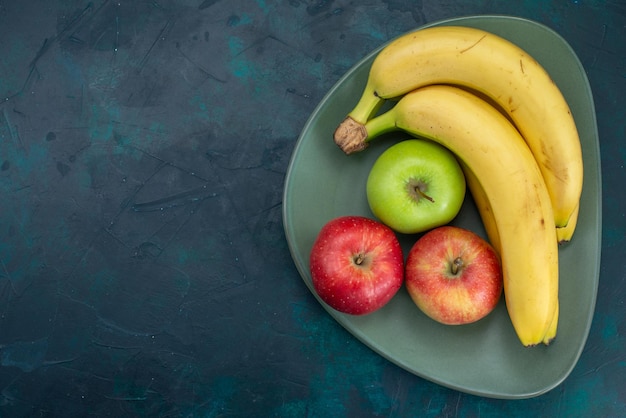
<box><xmin>354</xmin><ymin>253</ymin><xmax>365</xmax><ymax>266</ymax></box>
<box><xmin>416</xmin><ymin>187</ymin><xmax>435</xmax><ymax>203</ymax></box>
<box><xmin>451</xmin><ymin>257</ymin><xmax>464</xmax><ymax>275</ymax></box>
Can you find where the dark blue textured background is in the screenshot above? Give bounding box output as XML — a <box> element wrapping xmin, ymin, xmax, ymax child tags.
<box><xmin>0</xmin><ymin>1</ymin><xmax>624</xmax><ymax>416</ymax></box>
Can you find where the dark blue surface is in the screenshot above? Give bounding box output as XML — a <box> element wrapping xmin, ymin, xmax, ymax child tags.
<box><xmin>0</xmin><ymin>1</ymin><xmax>624</xmax><ymax>416</ymax></box>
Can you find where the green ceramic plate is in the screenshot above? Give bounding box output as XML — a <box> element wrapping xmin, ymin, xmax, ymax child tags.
<box><xmin>282</xmin><ymin>15</ymin><xmax>601</xmax><ymax>399</ymax></box>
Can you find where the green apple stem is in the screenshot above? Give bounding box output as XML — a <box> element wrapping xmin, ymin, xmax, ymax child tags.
<box><xmin>416</xmin><ymin>187</ymin><xmax>434</xmax><ymax>203</ymax></box>
<box><xmin>407</xmin><ymin>179</ymin><xmax>434</xmax><ymax>203</ymax></box>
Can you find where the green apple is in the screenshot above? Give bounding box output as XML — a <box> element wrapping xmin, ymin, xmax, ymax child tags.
<box><xmin>366</xmin><ymin>139</ymin><xmax>466</xmax><ymax>234</ymax></box>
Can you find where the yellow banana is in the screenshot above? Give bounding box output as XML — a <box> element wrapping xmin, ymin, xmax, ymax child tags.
<box><xmin>343</xmin><ymin>85</ymin><xmax>559</xmax><ymax>346</ymax></box>
<box><xmin>334</xmin><ymin>25</ymin><xmax>583</xmax><ymax>229</ymax></box>
<box><xmin>460</xmin><ymin>163</ymin><xmax>501</xmax><ymax>256</ymax></box>
<box><xmin>462</xmin><ymin>162</ymin><xmax>559</xmax><ymax>346</ymax></box>
<box><xmin>466</xmin><ymin>160</ymin><xmax>575</xmax><ymax>246</ymax></box>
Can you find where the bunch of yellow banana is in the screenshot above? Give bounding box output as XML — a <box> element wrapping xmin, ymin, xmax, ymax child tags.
<box><xmin>333</xmin><ymin>26</ymin><xmax>584</xmax><ymax>347</ymax></box>
<box><xmin>334</xmin><ymin>25</ymin><xmax>583</xmax><ymax>238</ymax></box>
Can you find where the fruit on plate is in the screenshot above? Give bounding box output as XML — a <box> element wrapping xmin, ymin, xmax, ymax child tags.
<box><xmin>462</xmin><ymin>162</ymin><xmax>559</xmax><ymax>345</ymax></box>
<box><xmin>309</xmin><ymin>216</ymin><xmax>404</xmax><ymax>315</ymax></box>
<box><xmin>335</xmin><ymin>84</ymin><xmax>559</xmax><ymax>347</ymax></box>
<box><xmin>366</xmin><ymin>139</ymin><xmax>466</xmax><ymax>234</ymax></box>
<box><xmin>405</xmin><ymin>226</ymin><xmax>502</xmax><ymax>325</ymax></box>
<box><xmin>333</xmin><ymin>25</ymin><xmax>582</xmax><ymax>233</ymax></box>
<box><xmin>556</xmin><ymin>203</ymin><xmax>579</xmax><ymax>244</ymax></box>
<box><xmin>460</xmin><ymin>163</ymin><xmax>502</xmax><ymax>255</ymax></box>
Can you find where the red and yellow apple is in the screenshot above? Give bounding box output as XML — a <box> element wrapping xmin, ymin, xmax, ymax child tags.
<box><xmin>309</xmin><ymin>216</ymin><xmax>404</xmax><ymax>315</ymax></box>
<box><xmin>405</xmin><ymin>226</ymin><xmax>502</xmax><ymax>325</ymax></box>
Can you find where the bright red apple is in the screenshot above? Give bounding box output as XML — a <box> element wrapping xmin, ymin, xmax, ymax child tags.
<box><xmin>309</xmin><ymin>216</ymin><xmax>404</xmax><ymax>315</ymax></box>
<box><xmin>405</xmin><ymin>226</ymin><xmax>502</xmax><ymax>325</ymax></box>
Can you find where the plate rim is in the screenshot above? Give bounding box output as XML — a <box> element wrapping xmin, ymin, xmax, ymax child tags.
<box><xmin>282</xmin><ymin>14</ymin><xmax>602</xmax><ymax>399</ymax></box>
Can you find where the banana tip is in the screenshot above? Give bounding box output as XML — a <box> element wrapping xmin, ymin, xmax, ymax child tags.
<box><xmin>333</xmin><ymin>117</ymin><xmax>368</xmax><ymax>154</ymax></box>
<box><xmin>542</xmin><ymin>336</ymin><xmax>556</xmax><ymax>346</ymax></box>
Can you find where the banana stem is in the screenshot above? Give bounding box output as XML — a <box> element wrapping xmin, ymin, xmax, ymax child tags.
<box><xmin>334</xmin><ymin>83</ymin><xmax>387</xmax><ymax>154</ymax></box>
<box><xmin>334</xmin><ymin>109</ymin><xmax>397</xmax><ymax>154</ymax></box>
<box><xmin>364</xmin><ymin>110</ymin><xmax>398</xmax><ymax>140</ymax></box>
<box><xmin>348</xmin><ymin>81</ymin><xmax>385</xmax><ymax>124</ymax></box>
